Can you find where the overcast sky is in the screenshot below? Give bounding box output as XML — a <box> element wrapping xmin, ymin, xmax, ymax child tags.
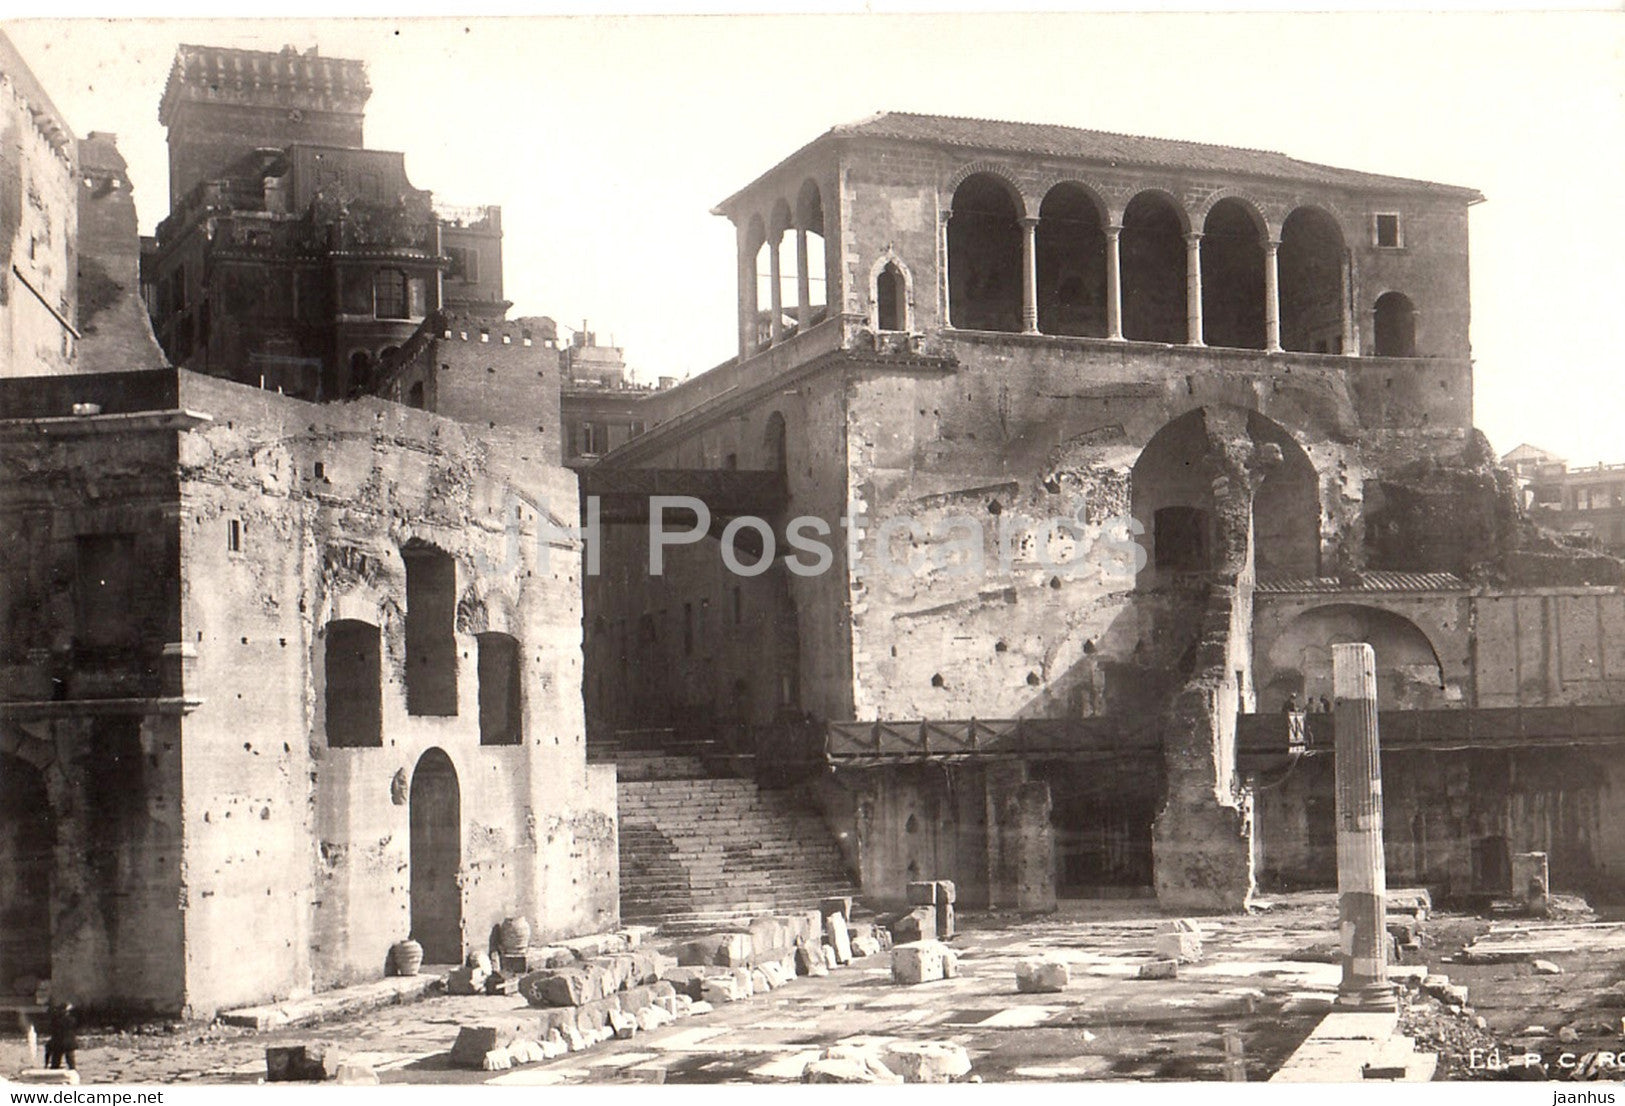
<box><xmin>7</xmin><ymin>13</ymin><xmax>1621</xmax><ymax>465</ymax></box>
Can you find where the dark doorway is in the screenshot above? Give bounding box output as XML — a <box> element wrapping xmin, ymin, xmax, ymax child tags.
<box><xmin>0</xmin><ymin>754</ymin><xmax>53</xmax><ymax>995</ymax></box>
<box><xmin>876</xmin><ymin>263</ymin><xmax>905</xmax><ymax>331</ymax></box>
<box><xmin>1045</xmin><ymin>760</ymin><xmax>1158</xmax><ymax>895</ymax></box>
<box><xmin>1373</xmin><ymin>291</ymin><xmax>1417</xmax><ymax>357</ymax></box>
<box><xmin>409</xmin><ymin>748</ymin><xmax>461</xmax><ymax>963</ymax></box>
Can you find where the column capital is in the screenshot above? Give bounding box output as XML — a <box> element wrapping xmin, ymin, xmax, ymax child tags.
<box><xmin>1184</xmin><ymin>230</ymin><xmax>1203</xmax><ymax>246</ymax></box>
<box><xmin>1266</xmin><ymin>237</ymin><xmax>1282</xmax><ymax>252</ymax></box>
<box><xmin>1018</xmin><ymin>215</ymin><xmax>1042</xmax><ymax>230</ymax></box>
<box><xmin>1105</xmin><ymin>222</ymin><xmax>1124</xmax><ymax>236</ymax></box>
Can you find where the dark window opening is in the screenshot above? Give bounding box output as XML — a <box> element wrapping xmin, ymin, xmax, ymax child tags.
<box><xmin>1374</xmin><ymin>213</ymin><xmax>1402</xmax><ymax>249</ymax></box>
<box><xmin>877</xmin><ymin>262</ymin><xmax>905</xmax><ymax>331</ymax></box>
<box><xmin>404</xmin><ymin>544</ymin><xmax>458</xmax><ymax>716</ymax></box>
<box><xmin>1037</xmin><ymin>184</ymin><xmax>1107</xmax><ymax>337</ymax></box>
<box><xmin>1373</xmin><ymin>291</ymin><xmax>1417</xmax><ymax>357</ymax></box>
<box><xmin>948</xmin><ymin>174</ymin><xmax>1022</xmax><ymax>332</ymax></box>
<box><xmin>1120</xmin><ymin>192</ymin><xmax>1187</xmax><ymax>343</ymax></box>
<box><xmin>446</xmin><ymin>245</ymin><xmax>480</xmax><ymax>283</ymax></box>
<box><xmin>407</xmin><ymin>381</ymin><xmax>426</xmax><ymax>409</ymax></box>
<box><xmin>375</xmin><ymin>269</ymin><xmax>408</xmax><ymax>319</ymax></box>
<box><xmin>1153</xmin><ymin>506</ymin><xmax>1210</xmax><ymax>571</ymax></box>
<box><xmin>326</xmin><ymin>620</ymin><xmax>382</xmax><ymax>747</ymax></box>
<box><xmin>74</xmin><ymin>533</ymin><xmax>138</xmax><ymax>658</ymax></box>
<box><xmin>227</xmin><ymin>519</ymin><xmax>241</xmax><ymax>552</ymax></box>
<box><xmin>476</xmin><ymin>632</ymin><xmax>521</xmax><ymax>745</ymax></box>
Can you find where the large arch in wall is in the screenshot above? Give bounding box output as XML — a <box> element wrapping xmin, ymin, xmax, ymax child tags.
<box><xmin>947</xmin><ymin>172</ymin><xmax>1023</xmax><ymax>333</ymax></box>
<box><xmin>1130</xmin><ymin>406</ymin><xmax>1319</xmax><ymax>587</ymax></box>
<box><xmin>1263</xmin><ymin>603</ymin><xmax>1446</xmax><ymax>710</ymax></box>
<box><xmin>0</xmin><ymin>749</ymin><xmax>55</xmax><ymax>995</ymax></box>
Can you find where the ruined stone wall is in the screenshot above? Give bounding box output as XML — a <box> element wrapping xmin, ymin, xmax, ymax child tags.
<box><xmin>171</xmin><ymin>371</ymin><xmax>613</xmax><ymax>1012</ymax></box>
<box><xmin>0</xmin><ymin>46</ymin><xmax>77</xmax><ymax>377</ymax></box>
<box><xmin>422</xmin><ymin>316</ymin><xmax>563</xmax><ymax>466</ymax></box>
<box><xmin>1256</xmin><ymin>747</ymin><xmax>1625</xmax><ymax>902</ymax></box>
<box><xmin>1472</xmin><ymin>588</ymin><xmax>1625</xmax><ymax>707</ymax></box>
<box><xmin>75</xmin><ymin>133</ymin><xmax>168</xmax><ymax>373</ymax></box>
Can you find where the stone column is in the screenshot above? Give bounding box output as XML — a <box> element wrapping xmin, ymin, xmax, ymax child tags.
<box><xmin>738</xmin><ymin>229</ymin><xmax>758</xmax><ymax>360</ymax></box>
<box><xmin>1020</xmin><ymin>216</ymin><xmax>1040</xmax><ymax>334</ymax></box>
<box><xmin>1185</xmin><ymin>232</ymin><xmax>1204</xmax><ymax>346</ymax></box>
<box><xmin>1264</xmin><ymin>238</ymin><xmax>1283</xmax><ymax>353</ymax></box>
<box><xmin>768</xmin><ymin>236</ymin><xmax>784</xmax><ymax>345</ymax></box>
<box><xmin>795</xmin><ymin>228</ymin><xmax>811</xmax><ymax>331</ymax></box>
<box><xmin>1105</xmin><ymin>223</ymin><xmax>1125</xmax><ymax>341</ymax></box>
<box><xmin>1340</xmin><ymin>250</ymin><xmax>1359</xmax><ymax>357</ymax></box>
<box><xmin>1333</xmin><ymin>642</ymin><xmax>1395</xmax><ymax>1011</ymax></box>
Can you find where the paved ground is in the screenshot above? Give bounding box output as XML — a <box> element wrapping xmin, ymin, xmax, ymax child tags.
<box><xmin>37</xmin><ymin>894</ymin><xmax>1625</xmax><ymax>1084</ymax></box>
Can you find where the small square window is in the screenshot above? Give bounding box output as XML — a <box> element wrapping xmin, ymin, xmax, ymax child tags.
<box><xmin>1374</xmin><ymin>213</ymin><xmax>1402</xmax><ymax>249</ymax></box>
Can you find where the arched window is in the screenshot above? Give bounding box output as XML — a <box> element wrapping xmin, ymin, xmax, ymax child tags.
<box><xmin>1120</xmin><ymin>192</ymin><xmax>1187</xmax><ymax>343</ymax></box>
<box><xmin>476</xmin><ymin>632</ymin><xmax>522</xmax><ymax>746</ymax></box>
<box><xmin>1279</xmin><ymin>207</ymin><xmax>1347</xmax><ymax>354</ymax></box>
<box><xmin>326</xmin><ymin>620</ymin><xmax>382</xmax><ymax>747</ymax></box>
<box><xmin>876</xmin><ymin>262</ymin><xmax>906</xmax><ymax>331</ymax></box>
<box><xmin>403</xmin><ymin>543</ymin><xmax>457</xmax><ymax>716</ymax></box>
<box><xmin>795</xmin><ymin>180</ymin><xmax>828</xmax><ymax>327</ymax></box>
<box><xmin>1373</xmin><ymin>292</ymin><xmax>1417</xmax><ymax>357</ymax></box>
<box><xmin>1037</xmin><ymin>184</ymin><xmax>1107</xmax><ymax>337</ymax></box>
<box><xmin>948</xmin><ymin>174</ymin><xmax>1022</xmax><ymax>333</ymax></box>
<box><xmin>1201</xmin><ymin>199</ymin><xmax>1266</xmax><ymax>350</ymax></box>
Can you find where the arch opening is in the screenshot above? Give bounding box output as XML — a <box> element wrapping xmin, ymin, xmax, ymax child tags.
<box><xmin>1263</xmin><ymin>603</ymin><xmax>1446</xmax><ymax>710</ymax></box>
<box><xmin>947</xmin><ymin>173</ymin><xmax>1022</xmax><ymax>332</ymax></box>
<box><xmin>409</xmin><ymin>748</ymin><xmax>461</xmax><ymax>963</ymax></box>
<box><xmin>0</xmin><ymin>752</ymin><xmax>53</xmax><ymax>995</ymax></box>
<box><xmin>876</xmin><ymin>262</ymin><xmax>906</xmax><ymax>332</ymax></box>
<box><xmin>1036</xmin><ymin>184</ymin><xmax>1107</xmax><ymax>337</ymax></box>
<box><xmin>1374</xmin><ymin>291</ymin><xmax>1417</xmax><ymax>357</ymax></box>
<box><xmin>1120</xmin><ymin>192</ymin><xmax>1186</xmax><ymax>343</ymax></box>
<box><xmin>1279</xmin><ymin>207</ymin><xmax>1347</xmax><ymax>354</ymax></box>
<box><xmin>1201</xmin><ymin>199</ymin><xmax>1266</xmax><ymax>350</ymax></box>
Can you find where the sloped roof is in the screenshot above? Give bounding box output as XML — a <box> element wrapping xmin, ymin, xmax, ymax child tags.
<box><xmin>1255</xmin><ymin>572</ymin><xmax>1469</xmax><ymax>595</ymax></box>
<box><xmin>717</xmin><ymin>110</ymin><xmax>1482</xmax><ymax>214</ymax></box>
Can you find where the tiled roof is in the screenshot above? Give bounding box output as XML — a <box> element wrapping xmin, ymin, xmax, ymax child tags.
<box><xmin>1255</xmin><ymin>572</ymin><xmax>1469</xmax><ymax>595</ymax></box>
<box><xmin>718</xmin><ymin>111</ymin><xmax>1481</xmax><ymax>213</ymax></box>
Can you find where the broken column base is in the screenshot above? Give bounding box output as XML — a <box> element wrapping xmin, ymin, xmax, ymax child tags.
<box><xmin>1151</xmin><ymin>784</ymin><xmax>1254</xmax><ymax>912</ymax></box>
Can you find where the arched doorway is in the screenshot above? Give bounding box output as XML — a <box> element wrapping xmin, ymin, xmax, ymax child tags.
<box><xmin>1201</xmin><ymin>198</ymin><xmax>1267</xmax><ymax>350</ymax></box>
<box><xmin>1120</xmin><ymin>191</ymin><xmax>1187</xmax><ymax>343</ymax></box>
<box><xmin>947</xmin><ymin>173</ymin><xmax>1023</xmax><ymax>332</ymax></box>
<box><xmin>1</xmin><ymin>753</ymin><xmax>54</xmax><ymax>995</ymax></box>
<box><xmin>1374</xmin><ymin>292</ymin><xmax>1417</xmax><ymax>357</ymax></box>
<box><xmin>409</xmin><ymin>748</ymin><xmax>461</xmax><ymax>964</ymax></box>
<box><xmin>1279</xmin><ymin>207</ymin><xmax>1347</xmax><ymax>354</ymax></box>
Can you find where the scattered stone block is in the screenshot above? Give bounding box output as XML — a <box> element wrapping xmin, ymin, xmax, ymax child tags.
<box><xmin>688</xmin><ymin>1000</ymin><xmax>715</xmax><ymax>1016</ymax></box>
<box><xmin>609</xmin><ymin>1009</ymin><xmax>639</xmax><ymax>1040</ymax></box>
<box><xmin>1155</xmin><ymin>920</ymin><xmax>1204</xmax><ymax>964</ymax></box>
<box><xmin>466</xmin><ymin>949</ymin><xmax>492</xmax><ymax>974</ymax></box>
<box><xmin>935</xmin><ymin>879</ymin><xmax>957</xmax><ymax>904</ymax></box>
<box><xmin>1386</xmin><ymin>917</ymin><xmax>1420</xmax><ymax>949</ymax></box>
<box><xmin>482</xmin><ymin>1048</ymin><xmax>512</xmax><ymax>1071</ymax></box>
<box><xmin>660</xmin><ymin>965</ymin><xmax>710</xmax><ymax>999</ymax></box>
<box><xmin>891</xmin><ymin>906</ymin><xmax>936</xmax><ymax>945</ymax></box>
<box><xmin>519</xmin><ymin>965</ymin><xmax>605</xmax><ymax>1007</ymax></box>
<box><xmin>702</xmin><ymin>974</ymin><xmax>749</xmax><ymax>1004</ymax></box>
<box><xmin>907</xmin><ymin>881</ymin><xmax>939</xmax><ymax>905</ymax></box>
<box><xmin>891</xmin><ymin>940</ymin><xmax>949</xmax><ymax>985</ymax></box>
<box><xmin>334</xmin><ymin>1060</ymin><xmax>378</xmax><ymax>1085</ymax></box>
<box><xmin>542</xmin><ymin>1031</ymin><xmax>567</xmax><ymax>1059</ymax></box>
<box><xmin>851</xmin><ymin>935</ymin><xmax>882</xmax><ymax>958</ymax></box>
<box><xmin>803</xmin><ymin>1046</ymin><xmax>903</xmax><ymax>1084</ymax></box>
<box><xmin>936</xmin><ymin>901</ymin><xmax>956</xmax><ymax>939</ymax></box>
<box><xmin>1016</xmin><ymin>957</ymin><xmax>1070</xmax><ymax>993</ymax></box>
<box><xmin>618</xmin><ymin>924</ymin><xmax>657</xmax><ymax>949</ymax></box>
<box><xmin>885</xmin><ymin>1041</ymin><xmax>972</xmax><ymax>1083</ymax></box>
<box><xmin>1513</xmin><ymin>852</ymin><xmax>1551</xmax><ymax>914</ymax></box>
<box><xmin>751</xmin><ymin>967</ymin><xmax>772</xmax><ymax>993</ymax></box>
<box><xmin>1138</xmin><ymin>958</ymin><xmax>1178</xmax><ymax>980</ymax></box>
<box><xmin>1533</xmin><ymin>959</ymin><xmax>1564</xmax><ymax>975</ymax></box>
<box><xmin>1560</xmin><ymin>1026</ymin><xmax>1580</xmax><ymax>1044</ymax></box>
<box><xmin>13</xmin><ymin>1070</ymin><xmax>79</xmax><ymax>1085</ymax></box>
<box><xmin>793</xmin><ymin>942</ymin><xmax>820</xmax><ymax>976</ymax></box>
<box><xmin>678</xmin><ymin>933</ymin><xmax>753</xmax><ymax>968</ymax></box>
<box><xmin>563</xmin><ymin>1026</ymin><xmax>588</xmax><ymax>1052</ymax></box>
<box><xmin>446</xmin><ymin>963</ymin><xmax>490</xmax><ymax>995</ymax></box>
<box><xmin>942</xmin><ymin>948</ymin><xmax>961</xmax><ymax>979</ymax></box>
<box><xmin>820</xmin><ymin>896</ymin><xmax>852</xmax><ymax>922</ymax></box>
<box><xmin>825</xmin><ymin>911</ymin><xmax>854</xmax><ymax>963</ymax></box>
<box><xmin>822</xmin><ymin>944</ymin><xmax>839</xmax><ymax>970</ymax></box>
<box><xmin>562</xmin><ymin>932</ymin><xmax>627</xmax><ymax>960</ymax></box>
<box><xmin>267</xmin><ymin>1043</ymin><xmax>342</xmax><ymax>1082</ymax></box>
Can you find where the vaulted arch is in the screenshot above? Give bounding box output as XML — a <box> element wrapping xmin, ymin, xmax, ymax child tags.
<box><xmin>947</xmin><ymin>173</ymin><xmax>1023</xmax><ymax>333</ymax></box>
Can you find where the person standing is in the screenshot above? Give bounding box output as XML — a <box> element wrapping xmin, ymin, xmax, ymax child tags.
<box><xmin>44</xmin><ymin>1000</ymin><xmax>76</xmax><ymax>1071</ymax></box>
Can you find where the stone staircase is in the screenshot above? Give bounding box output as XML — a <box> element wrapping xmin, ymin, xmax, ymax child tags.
<box><xmin>601</xmin><ymin>748</ymin><xmax>857</xmax><ymax>933</ymax></box>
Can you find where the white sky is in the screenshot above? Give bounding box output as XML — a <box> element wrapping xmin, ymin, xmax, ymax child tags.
<box><xmin>6</xmin><ymin>11</ymin><xmax>1622</xmax><ymax>465</ymax></box>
